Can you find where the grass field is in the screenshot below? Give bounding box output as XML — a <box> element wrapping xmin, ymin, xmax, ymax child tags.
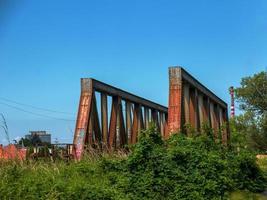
<box><xmin>230</xmin><ymin>157</ymin><xmax>267</xmax><ymax>200</ymax></box>
<box><xmin>0</xmin><ymin>129</ymin><xmax>266</xmax><ymax>200</ymax></box>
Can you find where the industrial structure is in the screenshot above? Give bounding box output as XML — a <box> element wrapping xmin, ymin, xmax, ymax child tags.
<box><xmin>73</xmin><ymin>66</ymin><xmax>230</xmax><ymax>160</ymax></box>
<box><xmin>229</xmin><ymin>86</ymin><xmax>235</xmax><ymax>118</ymax></box>
<box><xmin>25</xmin><ymin>131</ymin><xmax>52</xmax><ymax>144</ymax></box>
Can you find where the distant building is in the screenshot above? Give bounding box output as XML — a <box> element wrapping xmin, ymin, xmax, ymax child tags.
<box><xmin>25</xmin><ymin>131</ymin><xmax>51</xmax><ymax>144</ymax></box>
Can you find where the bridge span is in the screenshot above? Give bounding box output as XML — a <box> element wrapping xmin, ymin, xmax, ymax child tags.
<box><xmin>73</xmin><ymin>66</ymin><xmax>229</xmax><ymax>160</ymax></box>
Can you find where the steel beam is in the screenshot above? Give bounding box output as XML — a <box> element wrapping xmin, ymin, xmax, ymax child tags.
<box><xmin>125</xmin><ymin>101</ymin><xmax>132</xmax><ymax>144</ymax></box>
<box><xmin>108</xmin><ymin>96</ymin><xmax>119</xmax><ymax>148</ymax></box>
<box><xmin>101</xmin><ymin>93</ymin><xmax>108</xmax><ymax>145</ymax></box>
<box><xmin>92</xmin><ymin>79</ymin><xmax>168</xmax><ymax>113</ymax></box>
<box><xmin>180</xmin><ymin>68</ymin><xmax>227</xmax><ymax>109</ymax></box>
<box><xmin>73</xmin><ymin>79</ymin><xmax>93</xmax><ymax>160</ymax></box>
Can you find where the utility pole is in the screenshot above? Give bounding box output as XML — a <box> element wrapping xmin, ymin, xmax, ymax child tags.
<box><xmin>0</xmin><ymin>113</ymin><xmax>11</xmax><ymax>144</ymax></box>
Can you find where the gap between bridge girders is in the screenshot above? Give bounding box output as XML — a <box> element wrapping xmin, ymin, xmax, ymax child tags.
<box><xmin>180</xmin><ymin>67</ymin><xmax>227</xmax><ymax>109</ymax></box>
<box><xmin>88</xmin><ymin>78</ymin><xmax>168</xmax><ymax>113</ymax></box>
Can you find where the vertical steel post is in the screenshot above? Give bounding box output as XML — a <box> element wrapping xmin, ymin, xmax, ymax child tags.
<box><xmin>108</xmin><ymin>96</ymin><xmax>119</xmax><ymax>148</ymax></box>
<box><xmin>73</xmin><ymin>78</ymin><xmax>93</xmax><ymax>160</ymax></box>
<box><xmin>101</xmin><ymin>93</ymin><xmax>108</xmax><ymax>146</ymax></box>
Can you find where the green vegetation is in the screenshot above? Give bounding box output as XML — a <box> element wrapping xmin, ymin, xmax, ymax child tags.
<box><xmin>0</xmin><ymin>126</ymin><xmax>266</xmax><ymax>200</ymax></box>
<box><xmin>0</xmin><ymin>71</ymin><xmax>265</xmax><ymax>199</ymax></box>
<box><xmin>233</xmin><ymin>71</ymin><xmax>267</xmax><ymax>152</ymax></box>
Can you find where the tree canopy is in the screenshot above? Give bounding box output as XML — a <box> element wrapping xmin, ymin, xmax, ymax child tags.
<box><xmin>233</xmin><ymin>70</ymin><xmax>267</xmax><ymax>152</ymax></box>
<box><xmin>235</xmin><ymin>71</ymin><xmax>267</xmax><ymax>115</ymax></box>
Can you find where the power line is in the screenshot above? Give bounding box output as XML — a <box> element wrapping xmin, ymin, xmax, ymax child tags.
<box><xmin>0</xmin><ymin>101</ymin><xmax>75</xmax><ymax>122</ymax></box>
<box><xmin>0</xmin><ymin>97</ymin><xmax>74</xmax><ymax>115</ymax></box>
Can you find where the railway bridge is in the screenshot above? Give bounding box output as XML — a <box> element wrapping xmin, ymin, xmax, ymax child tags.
<box><xmin>73</xmin><ymin>66</ymin><xmax>229</xmax><ymax>160</ymax></box>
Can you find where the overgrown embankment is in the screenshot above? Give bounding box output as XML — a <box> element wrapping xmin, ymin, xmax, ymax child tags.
<box><xmin>0</xmin><ymin>126</ymin><xmax>266</xmax><ymax>200</ymax></box>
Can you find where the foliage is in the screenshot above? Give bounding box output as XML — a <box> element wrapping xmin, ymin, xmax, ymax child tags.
<box><xmin>235</xmin><ymin>71</ymin><xmax>267</xmax><ymax>115</ymax></box>
<box><xmin>233</xmin><ymin>71</ymin><xmax>267</xmax><ymax>152</ymax></box>
<box><xmin>0</xmin><ymin>126</ymin><xmax>266</xmax><ymax>200</ymax></box>
<box><xmin>18</xmin><ymin>136</ymin><xmax>51</xmax><ymax>148</ymax></box>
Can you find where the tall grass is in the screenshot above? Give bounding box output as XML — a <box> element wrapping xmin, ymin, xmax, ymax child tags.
<box><xmin>0</xmin><ymin>126</ymin><xmax>266</xmax><ymax>200</ymax></box>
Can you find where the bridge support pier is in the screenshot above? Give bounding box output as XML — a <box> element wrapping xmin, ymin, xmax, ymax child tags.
<box><xmin>168</xmin><ymin>66</ymin><xmax>229</xmax><ymax>144</ymax></box>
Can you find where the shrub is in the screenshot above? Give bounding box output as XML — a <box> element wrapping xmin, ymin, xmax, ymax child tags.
<box><xmin>0</xmin><ymin>126</ymin><xmax>266</xmax><ymax>200</ymax></box>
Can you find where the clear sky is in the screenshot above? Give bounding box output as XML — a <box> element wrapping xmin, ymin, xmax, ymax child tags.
<box><xmin>0</xmin><ymin>0</ymin><xmax>266</xmax><ymax>144</ymax></box>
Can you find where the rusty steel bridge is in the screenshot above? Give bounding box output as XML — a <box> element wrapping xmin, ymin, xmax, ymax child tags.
<box><xmin>73</xmin><ymin>66</ymin><xmax>229</xmax><ymax>160</ymax></box>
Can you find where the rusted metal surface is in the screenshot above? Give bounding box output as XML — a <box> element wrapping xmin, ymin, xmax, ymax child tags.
<box><xmin>125</xmin><ymin>101</ymin><xmax>132</xmax><ymax>144</ymax></box>
<box><xmin>108</xmin><ymin>96</ymin><xmax>119</xmax><ymax>148</ymax></box>
<box><xmin>181</xmin><ymin>68</ymin><xmax>227</xmax><ymax>108</ymax></box>
<box><xmin>101</xmin><ymin>93</ymin><xmax>108</xmax><ymax>144</ymax></box>
<box><xmin>92</xmin><ymin>79</ymin><xmax>168</xmax><ymax>113</ymax></box>
<box><xmin>73</xmin><ymin>78</ymin><xmax>168</xmax><ymax>159</ymax></box>
<box><xmin>73</xmin><ymin>79</ymin><xmax>93</xmax><ymax>160</ymax></box>
<box><xmin>168</xmin><ymin>67</ymin><xmax>183</xmax><ymax>134</ymax></box>
<box><xmin>168</xmin><ymin>66</ymin><xmax>229</xmax><ymax>143</ymax></box>
<box><xmin>73</xmin><ymin>66</ymin><xmax>230</xmax><ymax>159</ymax></box>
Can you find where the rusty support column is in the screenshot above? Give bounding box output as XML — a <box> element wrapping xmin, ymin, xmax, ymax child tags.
<box><xmin>202</xmin><ymin>96</ymin><xmax>209</xmax><ymax>126</ymax></box>
<box><xmin>210</xmin><ymin>102</ymin><xmax>219</xmax><ymax>138</ymax></box>
<box><xmin>92</xmin><ymin>93</ymin><xmax>101</xmax><ymax>145</ymax></box>
<box><xmin>189</xmin><ymin>88</ymin><xmax>197</xmax><ymax>130</ymax></box>
<box><xmin>116</xmin><ymin>98</ymin><xmax>126</xmax><ymax>148</ymax></box>
<box><xmin>151</xmin><ymin>109</ymin><xmax>159</xmax><ymax>129</ymax></box>
<box><xmin>210</xmin><ymin>102</ymin><xmax>215</xmax><ymax>129</ymax></box>
<box><xmin>219</xmin><ymin>107</ymin><xmax>223</xmax><ymax>130</ymax></box>
<box><xmin>207</xmin><ymin>97</ymin><xmax>212</xmax><ymax>127</ymax></box>
<box><xmin>168</xmin><ymin>67</ymin><xmax>182</xmax><ymax>134</ymax></box>
<box><xmin>198</xmin><ymin>94</ymin><xmax>204</xmax><ymax>127</ymax></box>
<box><xmin>214</xmin><ymin>104</ymin><xmax>220</xmax><ymax>136</ymax></box>
<box><xmin>222</xmin><ymin>108</ymin><xmax>229</xmax><ymax>145</ymax></box>
<box><xmin>184</xmin><ymin>83</ymin><xmax>190</xmax><ymax>122</ymax></box>
<box><xmin>144</xmin><ymin>107</ymin><xmax>149</xmax><ymax>129</ymax></box>
<box><xmin>101</xmin><ymin>93</ymin><xmax>108</xmax><ymax>146</ymax></box>
<box><xmin>164</xmin><ymin>113</ymin><xmax>169</xmax><ymax>138</ymax></box>
<box><xmin>195</xmin><ymin>89</ymin><xmax>200</xmax><ymax>131</ymax></box>
<box><xmin>73</xmin><ymin>79</ymin><xmax>93</xmax><ymax>160</ymax></box>
<box><xmin>108</xmin><ymin>96</ymin><xmax>119</xmax><ymax>148</ymax></box>
<box><xmin>125</xmin><ymin>101</ymin><xmax>132</xmax><ymax>144</ymax></box>
<box><xmin>87</xmin><ymin>111</ymin><xmax>93</xmax><ymax>145</ymax></box>
<box><xmin>140</xmin><ymin>107</ymin><xmax>144</xmax><ymax>130</ymax></box>
<box><xmin>159</xmin><ymin>112</ymin><xmax>164</xmax><ymax>137</ymax></box>
<box><xmin>132</xmin><ymin>103</ymin><xmax>141</xmax><ymax>144</ymax></box>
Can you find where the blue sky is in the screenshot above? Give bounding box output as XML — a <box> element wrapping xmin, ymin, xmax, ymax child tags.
<box><xmin>0</xmin><ymin>0</ymin><xmax>266</xmax><ymax>144</ymax></box>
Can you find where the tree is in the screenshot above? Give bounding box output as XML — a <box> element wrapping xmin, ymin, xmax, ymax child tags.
<box><xmin>235</xmin><ymin>71</ymin><xmax>267</xmax><ymax>115</ymax></box>
<box><xmin>18</xmin><ymin>138</ymin><xmax>33</xmax><ymax>147</ymax></box>
<box><xmin>234</xmin><ymin>70</ymin><xmax>267</xmax><ymax>152</ymax></box>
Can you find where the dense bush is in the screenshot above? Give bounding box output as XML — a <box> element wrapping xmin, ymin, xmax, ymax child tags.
<box><xmin>0</xmin><ymin>126</ymin><xmax>266</xmax><ymax>200</ymax></box>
